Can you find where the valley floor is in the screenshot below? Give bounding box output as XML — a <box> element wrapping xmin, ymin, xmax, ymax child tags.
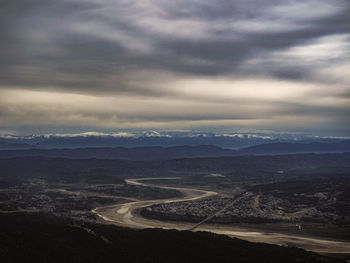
<box><xmin>93</xmin><ymin>178</ymin><xmax>350</xmax><ymax>259</ymax></box>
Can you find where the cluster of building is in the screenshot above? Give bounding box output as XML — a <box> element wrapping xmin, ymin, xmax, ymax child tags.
<box><xmin>144</xmin><ymin>190</ymin><xmax>344</xmax><ymax>224</ymax></box>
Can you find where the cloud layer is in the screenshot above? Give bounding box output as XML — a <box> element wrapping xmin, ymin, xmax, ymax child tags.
<box><xmin>0</xmin><ymin>0</ymin><xmax>349</xmax><ymax>135</ymax></box>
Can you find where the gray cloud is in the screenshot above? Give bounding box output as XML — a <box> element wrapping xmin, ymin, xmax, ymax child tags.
<box><xmin>0</xmin><ymin>0</ymin><xmax>349</xmax><ymax>135</ymax></box>
<box><xmin>2</xmin><ymin>0</ymin><xmax>349</xmax><ymax>83</ymax></box>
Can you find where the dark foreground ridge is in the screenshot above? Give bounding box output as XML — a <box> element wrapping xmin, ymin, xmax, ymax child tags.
<box><xmin>0</xmin><ymin>213</ymin><xmax>344</xmax><ymax>263</ymax></box>
<box><xmin>1</xmin><ymin>140</ymin><xmax>350</xmax><ymax>160</ymax></box>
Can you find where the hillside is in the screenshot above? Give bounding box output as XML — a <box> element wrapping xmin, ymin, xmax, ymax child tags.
<box><xmin>0</xmin><ymin>140</ymin><xmax>350</xmax><ymax>160</ymax></box>
<box><xmin>0</xmin><ymin>145</ymin><xmax>236</xmax><ymax>160</ymax></box>
<box><xmin>0</xmin><ymin>213</ymin><xmax>343</xmax><ymax>263</ymax></box>
<box><xmin>241</xmin><ymin>140</ymin><xmax>350</xmax><ymax>155</ymax></box>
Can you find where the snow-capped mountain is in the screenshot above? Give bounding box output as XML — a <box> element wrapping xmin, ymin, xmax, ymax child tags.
<box><xmin>0</xmin><ymin>130</ymin><xmax>346</xmax><ymax>149</ymax></box>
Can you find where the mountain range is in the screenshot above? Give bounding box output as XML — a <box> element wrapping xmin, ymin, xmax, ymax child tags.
<box><xmin>0</xmin><ymin>140</ymin><xmax>349</xmax><ymax>160</ymax></box>
<box><xmin>0</xmin><ymin>131</ymin><xmax>345</xmax><ymax>150</ymax></box>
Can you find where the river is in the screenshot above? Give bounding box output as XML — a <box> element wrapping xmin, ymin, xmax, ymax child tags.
<box><xmin>92</xmin><ymin>177</ymin><xmax>350</xmax><ymax>255</ymax></box>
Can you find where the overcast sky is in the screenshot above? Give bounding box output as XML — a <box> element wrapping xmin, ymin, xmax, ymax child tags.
<box><xmin>0</xmin><ymin>0</ymin><xmax>349</xmax><ymax>136</ymax></box>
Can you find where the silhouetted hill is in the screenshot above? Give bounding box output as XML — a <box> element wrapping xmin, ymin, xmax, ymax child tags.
<box><xmin>1</xmin><ymin>140</ymin><xmax>350</xmax><ymax>160</ymax></box>
<box><xmin>0</xmin><ymin>145</ymin><xmax>236</xmax><ymax>160</ymax></box>
<box><xmin>241</xmin><ymin>140</ymin><xmax>350</xmax><ymax>155</ymax></box>
<box><xmin>1</xmin><ymin>153</ymin><xmax>349</xmax><ymax>185</ymax></box>
<box><xmin>33</xmin><ymin>135</ymin><xmax>271</xmax><ymax>149</ymax></box>
<box><xmin>161</xmin><ymin>153</ymin><xmax>350</xmax><ymax>175</ymax></box>
<box><xmin>0</xmin><ymin>141</ymin><xmax>35</xmax><ymax>150</ymax></box>
<box><xmin>0</xmin><ymin>213</ymin><xmax>343</xmax><ymax>263</ymax></box>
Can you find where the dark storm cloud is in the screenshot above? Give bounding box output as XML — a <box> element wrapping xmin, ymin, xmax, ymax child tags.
<box><xmin>0</xmin><ymin>0</ymin><xmax>349</xmax><ymax>135</ymax></box>
<box><xmin>1</xmin><ymin>0</ymin><xmax>349</xmax><ymax>92</ymax></box>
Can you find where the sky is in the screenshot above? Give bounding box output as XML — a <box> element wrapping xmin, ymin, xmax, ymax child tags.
<box><xmin>0</xmin><ymin>0</ymin><xmax>349</xmax><ymax>136</ymax></box>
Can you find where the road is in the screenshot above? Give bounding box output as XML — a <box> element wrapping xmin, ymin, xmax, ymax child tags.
<box><xmin>92</xmin><ymin>177</ymin><xmax>350</xmax><ymax>255</ymax></box>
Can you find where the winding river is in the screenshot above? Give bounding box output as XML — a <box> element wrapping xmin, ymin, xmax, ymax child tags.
<box><xmin>92</xmin><ymin>177</ymin><xmax>350</xmax><ymax>255</ymax></box>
